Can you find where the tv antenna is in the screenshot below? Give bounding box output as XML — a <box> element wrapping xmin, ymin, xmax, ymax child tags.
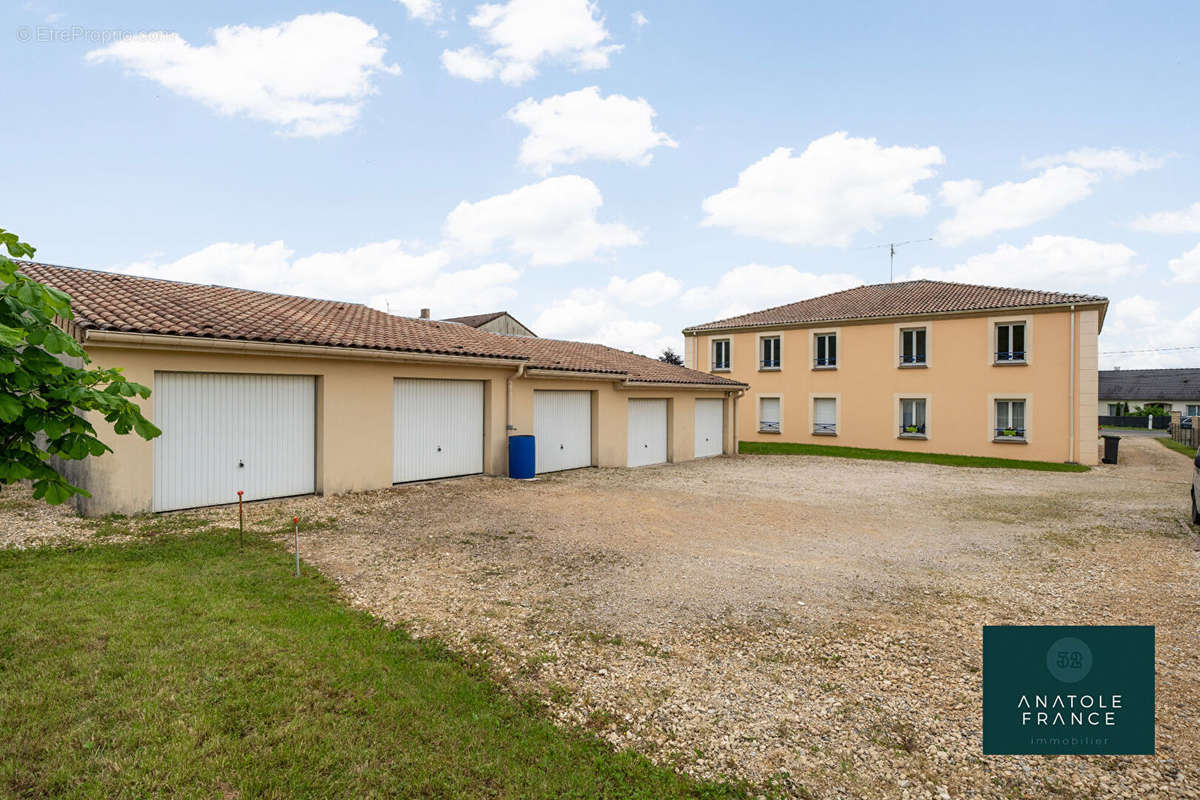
<box><xmin>859</xmin><ymin>238</ymin><xmax>933</xmax><ymax>282</ymax></box>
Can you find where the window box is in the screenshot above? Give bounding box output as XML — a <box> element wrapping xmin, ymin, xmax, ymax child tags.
<box><xmin>813</xmin><ymin>422</ymin><xmax>837</xmax><ymax>436</ymax></box>
<box><xmin>759</xmin><ymin>421</ymin><xmax>781</xmax><ymax>434</ymax></box>
<box><xmin>994</xmin><ymin>427</ymin><xmax>1027</xmax><ymax>442</ymax></box>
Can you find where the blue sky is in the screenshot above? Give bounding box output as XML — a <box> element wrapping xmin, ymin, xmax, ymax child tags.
<box><xmin>4</xmin><ymin>0</ymin><xmax>1199</xmax><ymax>367</ymax></box>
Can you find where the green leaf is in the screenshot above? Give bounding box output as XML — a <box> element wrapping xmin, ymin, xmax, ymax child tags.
<box><xmin>0</xmin><ymin>324</ymin><xmax>24</xmax><ymax>347</ymax></box>
<box><xmin>133</xmin><ymin>417</ymin><xmax>162</xmax><ymax>440</ymax></box>
<box><xmin>0</xmin><ymin>392</ymin><xmax>21</xmax><ymax>423</ymax></box>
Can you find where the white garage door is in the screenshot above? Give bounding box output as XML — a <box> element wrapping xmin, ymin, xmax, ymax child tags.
<box><xmin>394</xmin><ymin>379</ymin><xmax>484</xmax><ymax>483</ymax></box>
<box><xmin>534</xmin><ymin>390</ymin><xmax>592</xmax><ymax>473</ymax></box>
<box><xmin>694</xmin><ymin>398</ymin><xmax>724</xmax><ymax>458</ymax></box>
<box><xmin>627</xmin><ymin>399</ymin><xmax>668</xmax><ymax>467</ymax></box>
<box><xmin>153</xmin><ymin>372</ymin><xmax>316</xmax><ymax>512</ymax></box>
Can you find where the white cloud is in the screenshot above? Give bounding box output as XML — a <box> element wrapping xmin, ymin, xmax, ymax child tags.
<box><xmin>115</xmin><ymin>239</ymin><xmax>521</xmax><ymax>319</ymax></box>
<box><xmin>443</xmin><ymin>175</ymin><xmax>640</xmax><ymax>265</ymax></box>
<box><xmin>1025</xmin><ymin>147</ymin><xmax>1165</xmax><ymax>176</ymax></box>
<box><xmin>506</xmin><ymin>87</ymin><xmax>677</xmax><ymax>175</ymax></box>
<box><xmin>907</xmin><ymin>235</ymin><xmax>1141</xmax><ymax>291</ymax></box>
<box><xmin>86</xmin><ymin>13</ymin><xmax>399</xmax><ymax>137</ymax></box>
<box><xmin>632</xmin><ymin>11</ymin><xmax>648</xmax><ymax>27</ymax></box>
<box><xmin>396</xmin><ymin>0</ymin><xmax>441</xmax><ymax>22</ymax></box>
<box><xmin>440</xmin><ymin>46</ymin><xmax>502</xmax><ymax>81</ymax></box>
<box><xmin>701</xmin><ymin>132</ymin><xmax>944</xmax><ymax>246</ymax></box>
<box><xmin>1130</xmin><ymin>201</ymin><xmax>1200</xmax><ymax>234</ymax></box>
<box><xmin>1101</xmin><ymin>295</ymin><xmax>1200</xmax><ymax>369</ymax></box>
<box><xmin>441</xmin><ymin>0</ymin><xmax>620</xmax><ymax>85</ymax></box>
<box><xmin>1167</xmin><ymin>243</ymin><xmax>1200</xmax><ymax>283</ymax></box>
<box><xmin>935</xmin><ymin>166</ymin><xmax>1097</xmax><ymax>246</ymax></box>
<box><xmin>680</xmin><ymin>264</ymin><xmax>863</xmax><ymax>321</ymax></box>
<box><xmin>533</xmin><ymin>286</ymin><xmax>675</xmax><ymax>356</ymax></box>
<box><xmin>605</xmin><ymin>271</ymin><xmax>681</xmax><ymax>306</ymax></box>
<box><xmin>371</xmin><ymin>262</ymin><xmax>520</xmax><ymax>318</ymax></box>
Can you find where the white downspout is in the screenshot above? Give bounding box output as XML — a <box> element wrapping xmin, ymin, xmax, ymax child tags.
<box><xmin>731</xmin><ymin>388</ymin><xmax>746</xmax><ymax>455</ymax></box>
<box><xmin>505</xmin><ymin>363</ymin><xmax>527</xmax><ymax>473</ymax></box>
<box><xmin>1068</xmin><ymin>304</ymin><xmax>1076</xmax><ymax>463</ymax></box>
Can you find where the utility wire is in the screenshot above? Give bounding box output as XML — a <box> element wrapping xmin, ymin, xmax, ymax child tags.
<box><xmin>1101</xmin><ymin>344</ymin><xmax>1200</xmax><ymax>355</ymax></box>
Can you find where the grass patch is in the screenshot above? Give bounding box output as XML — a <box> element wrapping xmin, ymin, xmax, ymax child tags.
<box><xmin>1157</xmin><ymin>437</ymin><xmax>1198</xmax><ymax>458</ymax></box>
<box><xmin>739</xmin><ymin>441</ymin><xmax>1089</xmax><ymax>472</ymax></box>
<box><xmin>0</xmin><ymin>535</ymin><xmax>746</xmax><ymax>799</ymax></box>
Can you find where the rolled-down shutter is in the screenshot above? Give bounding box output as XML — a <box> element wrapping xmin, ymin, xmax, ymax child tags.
<box><xmin>760</xmin><ymin>397</ymin><xmax>780</xmax><ymax>432</ymax></box>
<box><xmin>813</xmin><ymin>398</ymin><xmax>836</xmax><ymax>433</ymax></box>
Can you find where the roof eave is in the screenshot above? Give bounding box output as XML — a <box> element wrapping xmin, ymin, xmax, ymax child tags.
<box><xmin>682</xmin><ymin>299</ymin><xmax>1110</xmax><ymax>335</ymax></box>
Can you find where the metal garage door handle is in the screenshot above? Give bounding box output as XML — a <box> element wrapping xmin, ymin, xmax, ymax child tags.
<box><xmin>436</xmin><ymin>446</ymin><xmax>442</xmax><ymax>452</ymax></box>
<box><xmin>238</xmin><ymin>460</ymin><xmax>244</xmax><ymax>468</ymax></box>
<box><xmin>560</xmin><ymin>444</ymin><xmax>564</xmax><ymax>449</ymax></box>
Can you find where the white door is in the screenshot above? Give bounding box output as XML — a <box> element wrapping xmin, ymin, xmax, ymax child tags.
<box><xmin>627</xmin><ymin>399</ymin><xmax>668</xmax><ymax>467</ymax></box>
<box><xmin>534</xmin><ymin>390</ymin><xmax>592</xmax><ymax>473</ymax></box>
<box><xmin>394</xmin><ymin>379</ymin><xmax>484</xmax><ymax>483</ymax></box>
<box><xmin>694</xmin><ymin>398</ymin><xmax>724</xmax><ymax>458</ymax></box>
<box><xmin>153</xmin><ymin>372</ymin><xmax>316</xmax><ymax>512</ymax></box>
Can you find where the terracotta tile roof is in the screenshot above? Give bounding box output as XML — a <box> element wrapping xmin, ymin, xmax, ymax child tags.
<box><xmin>18</xmin><ymin>262</ymin><xmax>742</xmax><ymax>387</ymax></box>
<box><xmin>683</xmin><ymin>280</ymin><xmax>1107</xmax><ymax>333</ymax></box>
<box><xmin>1099</xmin><ymin>368</ymin><xmax>1200</xmax><ymax>402</ymax></box>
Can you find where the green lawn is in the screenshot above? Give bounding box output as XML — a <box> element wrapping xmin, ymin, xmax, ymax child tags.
<box><xmin>0</xmin><ymin>533</ymin><xmax>746</xmax><ymax>799</ymax></box>
<box><xmin>738</xmin><ymin>441</ymin><xmax>1090</xmax><ymax>472</ymax></box>
<box><xmin>1158</xmin><ymin>437</ymin><xmax>1199</xmax><ymax>458</ymax></box>
<box><xmin>1099</xmin><ymin>424</ymin><xmax>1157</xmax><ymax>431</ymax></box>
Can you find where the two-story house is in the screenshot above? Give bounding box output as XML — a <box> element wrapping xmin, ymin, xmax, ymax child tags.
<box><xmin>682</xmin><ymin>280</ymin><xmax>1107</xmax><ymax>465</ymax></box>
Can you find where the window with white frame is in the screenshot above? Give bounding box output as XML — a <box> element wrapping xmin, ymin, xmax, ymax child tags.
<box><xmin>814</xmin><ymin>332</ymin><xmax>837</xmax><ymax>368</ymax></box>
<box><xmin>995</xmin><ymin>399</ymin><xmax>1026</xmax><ymax>440</ymax></box>
<box><xmin>900</xmin><ymin>327</ymin><xmax>926</xmax><ymax>365</ymax></box>
<box><xmin>759</xmin><ymin>396</ymin><xmax>780</xmax><ymax>433</ymax></box>
<box><xmin>995</xmin><ymin>322</ymin><xmax>1027</xmax><ymax>363</ymax></box>
<box><xmin>1188</xmin><ymin>404</ymin><xmax>1200</xmax><ymax>417</ymax></box>
<box><xmin>761</xmin><ymin>336</ymin><xmax>781</xmax><ymax>369</ymax></box>
<box><xmin>1107</xmin><ymin>403</ymin><xmax>1122</xmax><ymax>416</ymax></box>
<box><xmin>712</xmin><ymin>339</ymin><xmax>730</xmax><ymax>370</ymax></box>
<box><xmin>813</xmin><ymin>397</ymin><xmax>837</xmax><ymax>435</ymax></box>
<box><xmin>899</xmin><ymin>398</ymin><xmax>926</xmax><ymax>436</ymax></box>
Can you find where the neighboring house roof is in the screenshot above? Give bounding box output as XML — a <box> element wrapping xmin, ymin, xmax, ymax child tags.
<box><xmin>682</xmin><ymin>279</ymin><xmax>1108</xmax><ymax>333</ymax></box>
<box><xmin>19</xmin><ymin>262</ymin><xmax>743</xmax><ymax>387</ymax></box>
<box><xmin>446</xmin><ymin>311</ymin><xmax>513</xmax><ymax>327</ymax></box>
<box><xmin>1099</xmin><ymin>368</ymin><xmax>1200</xmax><ymax>401</ymax></box>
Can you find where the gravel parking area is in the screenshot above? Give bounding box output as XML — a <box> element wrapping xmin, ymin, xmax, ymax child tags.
<box><xmin>4</xmin><ymin>437</ymin><xmax>1198</xmax><ymax>799</ymax></box>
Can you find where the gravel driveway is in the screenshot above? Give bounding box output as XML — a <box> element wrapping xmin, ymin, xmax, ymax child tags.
<box><xmin>4</xmin><ymin>437</ymin><xmax>1198</xmax><ymax>799</ymax></box>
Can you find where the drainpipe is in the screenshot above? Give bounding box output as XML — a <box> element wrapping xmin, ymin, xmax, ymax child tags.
<box><xmin>730</xmin><ymin>388</ymin><xmax>746</xmax><ymax>455</ymax></box>
<box><xmin>506</xmin><ymin>363</ymin><xmax>526</xmax><ymax>437</ymax></box>
<box><xmin>1068</xmin><ymin>304</ymin><xmax>1076</xmax><ymax>463</ymax></box>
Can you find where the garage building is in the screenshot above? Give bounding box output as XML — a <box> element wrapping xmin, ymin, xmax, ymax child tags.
<box><xmin>23</xmin><ymin>263</ymin><xmax>745</xmax><ymax>514</ymax></box>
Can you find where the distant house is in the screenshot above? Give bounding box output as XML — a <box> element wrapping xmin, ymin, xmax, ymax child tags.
<box><xmin>1099</xmin><ymin>368</ymin><xmax>1200</xmax><ymax>418</ymax></box>
<box><xmin>443</xmin><ymin>311</ymin><xmax>536</xmax><ymax>337</ymax></box>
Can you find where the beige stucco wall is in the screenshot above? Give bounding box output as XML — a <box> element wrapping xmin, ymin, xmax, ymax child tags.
<box><xmin>78</xmin><ymin>342</ymin><xmax>735</xmax><ymax>515</ymax></box>
<box><xmin>686</xmin><ymin>305</ymin><xmax>1102</xmax><ymax>465</ymax></box>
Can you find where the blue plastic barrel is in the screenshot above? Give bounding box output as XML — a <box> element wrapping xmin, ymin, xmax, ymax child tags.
<box><xmin>508</xmin><ymin>435</ymin><xmax>536</xmax><ymax>479</ymax></box>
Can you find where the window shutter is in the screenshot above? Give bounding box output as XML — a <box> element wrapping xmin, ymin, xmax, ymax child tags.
<box><xmin>814</xmin><ymin>398</ymin><xmax>836</xmax><ymax>426</ymax></box>
<box><xmin>761</xmin><ymin>397</ymin><xmax>780</xmax><ymax>423</ymax></box>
